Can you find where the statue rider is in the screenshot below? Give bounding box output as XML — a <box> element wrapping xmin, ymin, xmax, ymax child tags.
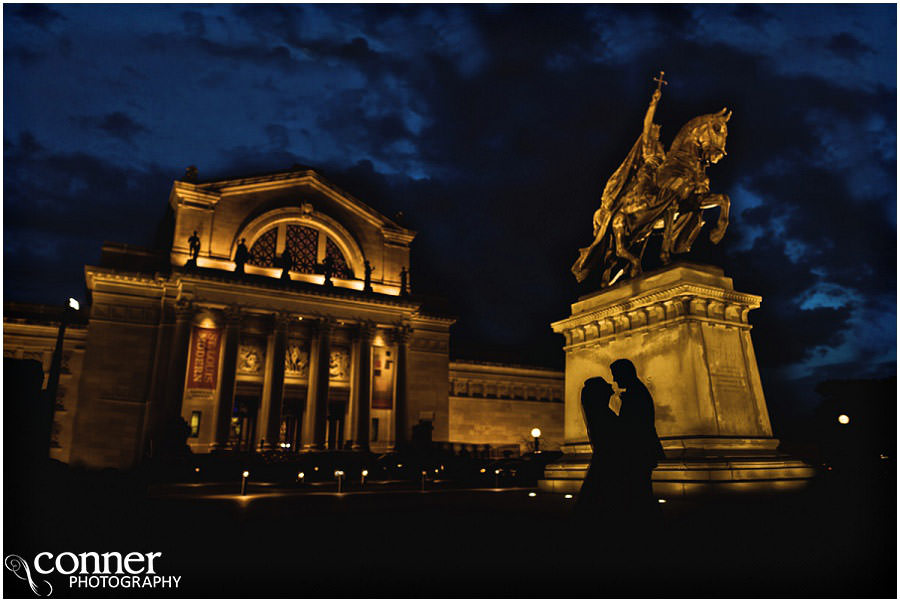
<box><xmin>594</xmin><ymin>82</ymin><xmax>666</xmax><ymax>250</ymax></box>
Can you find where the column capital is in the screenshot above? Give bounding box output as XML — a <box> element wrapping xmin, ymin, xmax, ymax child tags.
<box><xmin>273</xmin><ymin>310</ymin><xmax>292</xmax><ymax>330</ymax></box>
<box><xmin>391</xmin><ymin>323</ymin><xmax>413</xmax><ymax>345</ymax></box>
<box><xmin>357</xmin><ymin>320</ymin><xmax>377</xmax><ymax>341</ymax></box>
<box><xmin>174</xmin><ymin>298</ymin><xmax>194</xmax><ymax>320</ymax></box>
<box><xmin>312</xmin><ymin>316</ymin><xmax>336</xmax><ymax>336</ymax></box>
<box><xmin>223</xmin><ymin>304</ymin><xmax>242</xmax><ymax>326</ymax></box>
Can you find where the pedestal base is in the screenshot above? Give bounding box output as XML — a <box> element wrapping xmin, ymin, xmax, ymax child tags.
<box><xmin>546</xmin><ymin>263</ymin><xmax>815</xmax><ymax>497</ymax></box>
<box><xmin>539</xmin><ymin>444</ymin><xmax>815</xmax><ymax>497</ymax></box>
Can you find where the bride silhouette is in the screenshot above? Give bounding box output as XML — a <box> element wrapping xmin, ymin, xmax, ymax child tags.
<box><xmin>575</xmin><ymin>377</ymin><xmax>627</xmax><ymax>515</ymax></box>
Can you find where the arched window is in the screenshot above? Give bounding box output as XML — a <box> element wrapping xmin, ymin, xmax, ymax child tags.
<box><xmin>286</xmin><ymin>224</ymin><xmax>318</xmax><ymax>273</ymax></box>
<box><xmin>325</xmin><ymin>237</ymin><xmax>352</xmax><ymax>279</ymax></box>
<box><xmin>243</xmin><ymin>221</ymin><xmax>354</xmax><ymax>278</ymax></box>
<box><xmin>248</xmin><ymin>228</ymin><xmax>277</xmax><ymax>267</ymax></box>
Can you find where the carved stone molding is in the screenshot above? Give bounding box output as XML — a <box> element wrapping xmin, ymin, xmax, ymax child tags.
<box><xmin>223</xmin><ymin>304</ymin><xmax>242</xmax><ymax>326</ymax></box>
<box><xmin>392</xmin><ymin>323</ymin><xmax>413</xmax><ymax>345</ymax></box>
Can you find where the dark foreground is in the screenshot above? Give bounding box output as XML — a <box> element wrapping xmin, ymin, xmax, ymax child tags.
<box><xmin>4</xmin><ymin>461</ymin><xmax>895</xmax><ymax>598</ymax></box>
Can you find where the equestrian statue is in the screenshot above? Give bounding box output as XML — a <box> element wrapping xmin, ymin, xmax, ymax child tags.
<box><xmin>571</xmin><ymin>72</ymin><xmax>731</xmax><ymax>287</ymax></box>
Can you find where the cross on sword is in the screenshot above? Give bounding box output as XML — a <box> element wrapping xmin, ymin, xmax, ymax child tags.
<box><xmin>653</xmin><ymin>70</ymin><xmax>668</xmax><ymax>92</ymax></box>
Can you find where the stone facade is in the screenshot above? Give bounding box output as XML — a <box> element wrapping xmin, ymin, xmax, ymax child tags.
<box><xmin>4</xmin><ymin>167</ymin><xmax>565</xmax><ymax>469</ymax></box>
<box><xmin>3</xmin><ymin>303</ymin><xmax>88</xmax><ymax>464</ymax></box>
<box><xmin>448</xmin><ymin>361</ymin><xmax>564</xmax><ymax>456</ymax></box>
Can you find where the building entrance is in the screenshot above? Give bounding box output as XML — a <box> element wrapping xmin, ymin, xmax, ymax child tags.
<box><xmin>231</xmin><ymin>395</ymin><xmax>259</xmax><ymax>452</ymax></box>
<box><xmin>325</xmin><ymin>401</ymin><xmax>346</xmax><ymax>450</ymax></box>
<box><xmin>280</xmin><ymin>395</ymin><xmax>305</xmax><ymax>451</ymax></box>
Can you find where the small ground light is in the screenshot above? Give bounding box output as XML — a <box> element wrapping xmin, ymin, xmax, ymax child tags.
<box><xmin>838</xmin><ymin>414</ymin><xmax>850</xmax><ymax>425</ymax></box>
<box><xmin>880</xmin><ymin>454</ymin><xmax>889</xmax><ymax>460</ymax></box>
<box><xmin>397</xmin><ymin>463</ymin><xmax>403</xmax><ymax>468</ymax></box>
<box><xmin>658</xmin><ymin>499</ymin><xmax>667</xmax><ymax>504</ymax></box>
<box><xmin>194</xmin><ymin>467</ymin><xmax>200</xmax><ymax>473</ymax></box>
<box><xmin>479</xmin><ymin>468</ymin><xmax>486</xmax><ymax>473</ymax></box>
<box><xmin>564</xmin><ymin>494</ymin><xmax>573</xmax><ymax>499</ymax></box>
<box><xmin>314</xmin><ymin>466</ymin><xmax>318</xmax><ymax>471</ymax></box>
<box><xmin>528</xmin><ymin>492</ymin><xmax>537</xmax><ymax>497</ymax></box>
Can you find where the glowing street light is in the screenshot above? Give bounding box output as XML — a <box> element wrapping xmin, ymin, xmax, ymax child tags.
<box><xmin>335</xmin><ymin>469</ymin><xmax>345</xmax><ymax>493</ymax></box>
<box><xmin>421</xmin><ymin>470</ymin><xmax>427</xmax><ymax>492</ymax></box>
<box><xmin>46</xmin><ymin>297</ymin><xmax>81</xmax><ymax>455</ymax></box>
<box><xmin>361</xmin><ymin>469</ymin><xmax>368</xmax><ymax>486</ymax></box>
<box><xmin>531</xmin><ymin>427</ymin><xmax>542</xmax><ymax>453</ymax></box>
<box><xmin>297</xmin><ymin>472</ymin><xmax>305</xmax><ymax>484</ymax></box>
<box><xmin>240</xmin><ymin>470</ymin><xmax>250</xmax><ymax>495</ymax></box>
<box><xmin>838</xmin><ymin>414</ymin><xmax>850</xmax><ymax>425</ymax></box>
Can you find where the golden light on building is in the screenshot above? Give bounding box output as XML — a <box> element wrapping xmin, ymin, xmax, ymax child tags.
<box><xmin>838</xmin><ymin>414</ymin><xmax>850</xmax><ymax>425</ymax></box>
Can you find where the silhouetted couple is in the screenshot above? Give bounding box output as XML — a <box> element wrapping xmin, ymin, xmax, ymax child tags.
<box><xmin>576</xmin><ymin>359</ymin><xmax>665</xmax><ymax>532</ymax></box>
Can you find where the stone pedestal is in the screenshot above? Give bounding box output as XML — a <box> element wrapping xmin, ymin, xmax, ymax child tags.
<box><xmin>540</xmin><ymin>263</ymin><xmax>814</xmax><ymax>497</ymax></box>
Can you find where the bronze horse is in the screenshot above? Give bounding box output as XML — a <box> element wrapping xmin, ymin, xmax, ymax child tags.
<box><xmin>573</xmin><ymin>106</ymin><xmax>732</xmax><ymax>287</ymax></box>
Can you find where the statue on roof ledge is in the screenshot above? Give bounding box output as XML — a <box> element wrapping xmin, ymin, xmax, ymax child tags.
<box><xmin>571</xmin><ymin>72</ymin><xmax>732</xmax><ymax>288</ymax></box>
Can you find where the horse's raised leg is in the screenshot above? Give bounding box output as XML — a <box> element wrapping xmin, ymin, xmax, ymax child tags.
<box><xmin>708</xmin><ymin>193</ymin><xmax>730</xmax><ymax>244</ymax></box>
<box><xmin>612</xmin><ymin>213</ymin><xmax>641</xmax><ymax>277</ymax></box>
<box><xmin>674</xmin><ymin>212</ymin><xmax>705</xmax><ymax>254</ymax></box>
<box><xmin>659</xmin><ymin>205</ymin><xmax>677</xmax><ymax>264</ymax></box>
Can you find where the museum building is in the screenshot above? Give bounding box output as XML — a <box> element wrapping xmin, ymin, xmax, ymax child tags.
<box><xmin>4</xmin><ymin>167</ymin><xmax>563</xmax><ymax>469</ymax></box>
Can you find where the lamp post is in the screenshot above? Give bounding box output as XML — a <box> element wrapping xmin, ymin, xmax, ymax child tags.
<box><xmin>241</xmin><ymin>470</ymin><xmax>249</xmax><ymax>495</ymax></box>
<box><xmin>531</xmin><ymin>427</ymin><xmax>542</xmax><ymax>454</ymax></box>
<box><xmin>46</xmin><ymin>298</ymin><xmax>79</xmax><ymax>456</ymax></box>
<box><xmin>335</xmin><ymin>470</ymin><xmax>345</xmax><ymax>493</ymax></box>
<box><xmin>361</xmin><ymin>469</ymin><xmax>368</xmax><ymax>487</ymax></box>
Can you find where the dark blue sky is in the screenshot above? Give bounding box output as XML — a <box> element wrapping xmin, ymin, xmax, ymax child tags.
<box><xmin>5</xmin><ymin>4</ymin><xmax>896</xmax><ymax>417</ymax></box>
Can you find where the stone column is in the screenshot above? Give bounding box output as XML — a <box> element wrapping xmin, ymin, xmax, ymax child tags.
<box><xmin>351</xmin><ymin>321</ymin><xmax>375</xmax><ymax>451</ymax></box>
<box><xmin>260</xmin><ymin>311</ymin><xmax>290</xmax><ymax>450</ymax></box>
<box><xmin>163</xmin><ymin>298</ymin><xmax>194</xmax><ymax>423</ymax></box>
<box><xmin>393</xmin><ymin>323</ymin><xmax>412</xmax><ymax>450</ymax></box>
<box><xmin>213</xmin><ymin>305</ymin><xmax>241</xmax><ymax>450</ymax></box>
<box><xmin>302</xmin><ymin>317</ymin><xmax>334</xmax><ymax>450</ymax></box>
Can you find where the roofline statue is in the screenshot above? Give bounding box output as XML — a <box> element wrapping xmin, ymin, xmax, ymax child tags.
<box><xmin>572</xmin><ymin>72</ymin><xmax>731</xmax><ymax>287</ymax></box>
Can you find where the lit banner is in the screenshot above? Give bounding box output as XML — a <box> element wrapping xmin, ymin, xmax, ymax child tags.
<box><xmin>186</xmin><ymin>326</ymin><xmax>222</xmax><ymax>390</ymax></box>
<box><xmin>371</xmin><ymin>346</ymin><xmax>395</xmax><ymax>409</ymax></box>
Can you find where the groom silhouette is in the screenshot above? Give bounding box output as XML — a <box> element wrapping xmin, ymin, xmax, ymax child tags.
<box><xmin>611</xmin><ymin>359</ymin><xmax>665</xmax><ymax>520</ymax></box>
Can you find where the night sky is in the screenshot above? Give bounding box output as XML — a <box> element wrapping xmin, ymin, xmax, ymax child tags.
<box><xmin>5</xmin><ymin>4</ymin><xmax>896</xmax><ymax>419</ymax></box>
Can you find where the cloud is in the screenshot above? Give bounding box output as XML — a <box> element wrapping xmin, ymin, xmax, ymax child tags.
<box><xmin>826</xmin><ymin>33</ymin><xmax>873</xmax><ymax>63</ymax></box>
<box><xmin>8</xmin><ymin>4</ymin><xmax>65</xmax><ymax>29</ymax></box>
<box><xmin>70</xmin><ymin>112</ymin><xmax>148</xmax><ymax>144</ymax></box>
